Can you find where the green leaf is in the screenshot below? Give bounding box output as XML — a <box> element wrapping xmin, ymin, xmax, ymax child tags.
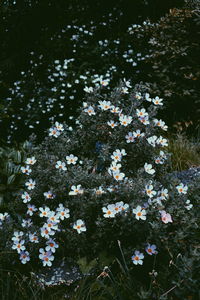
<box><xmin>77</xmin><ymin>257</ymin><xmax>97</xmax><ymax>274</ymax></box>
<box><xmin>7</xmin><ymin>174</ymin><xmax>16</xmax><ymax>185</ymax></box>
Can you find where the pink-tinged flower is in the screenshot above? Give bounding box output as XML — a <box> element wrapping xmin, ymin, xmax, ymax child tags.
<box><xmin>145</xmin><ymin>244</ymin><xmax>158</xmax><ymax>255</ymax></box>
<box><xmin>21</xmin><ymin>192</ymin><xmax>31</xmax><ymax>203</ymax></box>
<box><xmin>131</xmin><ymin>251</ymin><xmax>144</xmax><ymax>265</ymax></box>
<box><xmin>160</xmin><ymin>211</ymin><xmax>173</xmax><ymax>224</ymax></box>
<box><xmin>20</xmin><ymin>251</ymin><xmax>30</xmax><ymax>264</ymax></box>
<box><xmin>125</xmin><ymin>132</ymin><xmax>135</xmax><ymax>143</ymax></box>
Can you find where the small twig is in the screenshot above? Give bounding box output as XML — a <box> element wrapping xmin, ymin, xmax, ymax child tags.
<box><xmin>160</xmin><ymin>280</ymin><xmax>184</xmax><ymax>298</ymax></box>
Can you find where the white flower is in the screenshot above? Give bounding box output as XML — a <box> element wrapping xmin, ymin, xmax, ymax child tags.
<box><xmin>133</xmin><ymin>129</ymin><xmax>145</xmax><ymax>138</ymax></box>
<box><xmin>21</xmin><ymin>165</ymin><xmax>32</xmax><ymax>175</ymax></box>
<box><xmin>21</xmin><ymin>192</ymin><xmax>31</xmax><ymax>203</ymax></box>
<box><xmin>131</xmin><ymin>251</ymin><xmax>144</xmax><ymax>265</ymax></box>
<box><xmin>152</xmin><ymin>96</ymin><xmax>163</xmax><ymax>105</ymax></box>
<box><xmin>56</xmin><ymin>204</ymin><xmax>70</xmax><ymax>220</ymax></box>
<box><xmin>176</xmin><ymin>183</ymin><xmax>188</xmax><ymax>194</ymax></box>
<box><xmin>27</xmin><ymin>204</ymin><xmax>37</xmax><ymax>216</ymax></box>
<box><xmin>113</xmin><ymin>171</ymin><xmax>125</xmax><ymax>181</ymax></box>
<box><xmin>107</xmin><ymin>120</ymin><xmax>118</xmax><ymax>128</ymax></box>
<box><xmin>98</xmin><ymin>100</ymin><xmax>111</xmax><ymax>110</ymax></box>
<box><xmin>25</xmin><ymin>179</ymin><xmax>36</xmax><ymax>190</ymax></box>
<box><xmin>153</xmin><ymin>119</ymin><xmax>168</xmax><ymax>131</ymax></box>
<box><xmin>119</xmin><ymin>115</ymin><xmax>132</xmax><ymax>126</ymax></box>
<box><xmin>125</xmin><ymin>132</ymin><xmax>135</xmax><ymax>143</ymax></box>
<box><xmin>145</xmin><ymin>93</ymin><xmax>152</xmax><ymax>102</ymax></box>
<box><xmin>29</xmin><ymin>233</ymin><xmax>39</xmax><ymax>243</ymax></box>
<box><xmin>45</xmin><ymin>239</ymin><xmax>59</xmax><ymax>253</ymax></box>
<box><xmin>66</xmin><ymin>154</ymin><xmax>78</xmax><ymax>165</ymax></box>
<box><xmin>102</xmin><ymin>204</ymin><xmax>116</xmax><ymax>218</ymax></box>
<box><xmin>159</xmin><ymin>188</ymin><xmax>169</xmax><ymax>200</ymax></box>
<box><xmin>110</xmin><ymin>106</ymin><xmax>121</xmax><ymax>114</ymax></box>
<box><xmin>147</xmin><ymin>136</ymin><xmax>157</xmax><ymax>147</ymax></box>
<box><xmin>111</xmin><ymin>149</ymin><xmax>127</xmax><ymax>162</ymax></box>
<box><xmin>49</xmin><ymin>127</ymin><xmax>61</xmax><ymax>138</ymax></box>
<box><xmin>121</xmin><ymin>87</ymin><xmax>129</xmax><ymax>94</ymax></box>
<box><xmin>12</xmin><ymin>231</ymin><xmax>24</xmax><ymax>242</ymax></box>
<box><xmin>123</xmin><ymin>78</ymin><xmax>132</xmax><ymax>88</ymax></box>
<box><xmin>135</xmin><ymin>92</ymin><xmax>142</xmax><ymax>100</ymax></box>
<box><xmin>55</xmin><ymin>121</ymin><xmax>64</xmax><ymax>131</ymax></box>
<box><xmin>0</xmin><ymin>212</ymin><xmax>9</xmax><ymax>225</ymax></box>
<box><xmin>40</xmin><ymin>226</ymin><xmax>55</xmax><ymax>239</ymax></box>
<box><xmin>39</xmin><ymin>206</ymin><xmax>51</xmax><ymax>218</ymax></box>
<box><xmin>44</xmin><ymin>191</ymin><xmax>55</xmax><ymax>199</ymax></box>
<box><xmin>12</xmin><ymin>240</ymin><xmax>26</xmax><ymax>253</ymax></box>
<box><xmin>39</xmin><ymin>248</ymin><xmax>54</xmax><ymax>267</ymax></box>
<box><xmin>21</xmin><ymin>218</ymin><xmax>32</xmax><ymax>227</ymax></box>
<box><xmin>144</xmin><ymin>163</ymin><xmax>155</xmax><ymax>175</ymax></box>
<box><xmin>138</xmin><ymin>116</ymin><xmax>150</xmax><ymax>125</ymax></box>
<box><xmin>69</xmin><ymin>185</ymin><xmax>83</xmax><ymax>195</ymax></box>
<box><xmin>94</xmin><ymin>186</ymin><xmax>106</xmax><ymax>195</ymax></box>
<box><xmin>156</xmin><ymin>136</ymin><xmax>168</xmax><ymax>147</ymax></box>
<box><xmin>108</xmin><ymin>162</ymin><xmax>122</xmax><ymax>175</ymax></box>
<box><xmin>73</xmin><ymin>219</ymin><xmax>86</xmax><ymax>234</ymax></box>
<box><xmin>84</xmin><ymin>106</ymin><xmax>96</xmax><ymax>116</ymax></box>
<box><xmin>145</xmin><ymin>185</ymin><xmax>157</xmax><ymax>198</ymax></box>
<box><xmin>133</xmin><ymin>206</ymin><xmax>147</xmax><ymax>220</ymax></box>
<box><xmin>84</xmin><ymin>86</ymin><xmax>94</xmax><ymax>93</ymax></box>
<box><xmin>25</xmin><ymin>156</ymin><xmax>36</xmax><ymax>165</ymax></box>
<box><xmin>55</xmin><ymin>161</ymin><xmax>67</xmax><ymax>171</ymax></box>
<box><xmin>136</xmin><ymin>108</ymin><xmax>148</xmax><ymax>118</ymax></box>
<box><xmin>185</xmin><ymin>199</ymin><xmax>193</xmax><ymax>210</ymax></box>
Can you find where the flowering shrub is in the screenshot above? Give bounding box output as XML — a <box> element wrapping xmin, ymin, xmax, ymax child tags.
<box><xmin>1</xmin><ymin>82</ymin><xmax>200</xmax><ymax>297</ymax></box>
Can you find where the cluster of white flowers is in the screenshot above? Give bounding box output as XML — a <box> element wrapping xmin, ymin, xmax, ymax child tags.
<box><xmin>102</xmin><ymin>202</ymin><xmax>129</xmax><ymax>218</ymax></box>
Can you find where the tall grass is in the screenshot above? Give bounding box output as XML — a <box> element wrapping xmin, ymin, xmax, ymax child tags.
<box><xmin>168</xmin><ymin>134</ymin><xmax>200</xmax><ymax>171</ymax></box>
